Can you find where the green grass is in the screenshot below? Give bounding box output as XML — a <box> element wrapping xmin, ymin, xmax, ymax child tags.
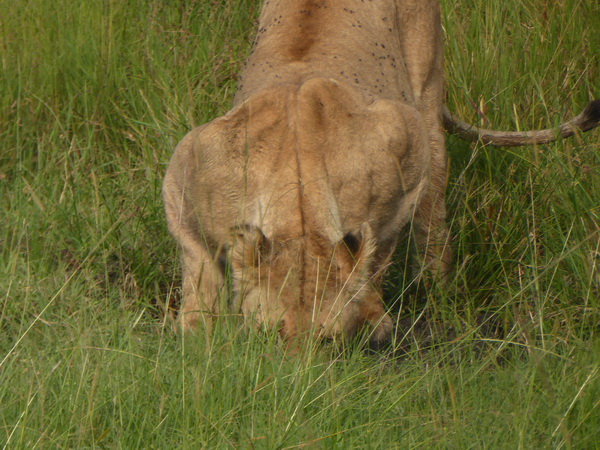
<box><xmin>1</xmin><ymin>0</ymin><xmax>598</xmax><ymax>447</ymax></box>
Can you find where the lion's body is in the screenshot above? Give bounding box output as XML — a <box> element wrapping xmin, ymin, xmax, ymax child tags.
<box><xmin>163</xmin><ymin>0</ymin><xmax>452</xmax><ymax>341</ymax></box>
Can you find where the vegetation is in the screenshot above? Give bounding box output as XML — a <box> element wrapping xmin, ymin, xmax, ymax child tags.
<box><xmin>1</xmin><ymin>0</ymin><xmax>598</xmax><ymax>447</ymax></box>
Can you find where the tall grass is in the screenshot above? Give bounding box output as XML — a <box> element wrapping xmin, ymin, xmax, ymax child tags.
<box><xmin>1</xmin><ymin>0</ymin><xmax>598</xmax><ymax>447</ymax></box>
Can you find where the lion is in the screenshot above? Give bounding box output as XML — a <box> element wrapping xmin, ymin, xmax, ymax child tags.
<box><xmin>163</xmin><ymin>0</ymin><xmax>599</xmax><ymax>345</ymax></box>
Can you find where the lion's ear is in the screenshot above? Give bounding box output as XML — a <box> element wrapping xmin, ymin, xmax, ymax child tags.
<box><xmin>231</xmin><ymin>225</ymin><xmax>270</xmax><ymax>269</ymax></box>
<box><xmin>337</xmin><ymin>223</ymin><xmax>376</xmax><ymax>273</ymax></box>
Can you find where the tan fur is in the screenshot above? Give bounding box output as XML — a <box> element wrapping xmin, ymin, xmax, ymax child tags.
<box><xmin>164</xmin><ymin>0</ymin><xmax>452</xmax><ymax>343</ymax></box>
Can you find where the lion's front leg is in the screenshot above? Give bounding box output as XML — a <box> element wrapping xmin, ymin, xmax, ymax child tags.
<box><xmin>412</xmin><ymin>131</ymin><xmax>452</xmax><ymax>281</ymax></box>
<box><xmin>164</xmin><ymin>201</ymin><xmax>224</xmax><ymax>331</ymax></box>
<box><xmin>413</xmin><ymin>189</ymin><xmax>452</xmax><ymax>281</ymax></box>
<box><xmin>397</xmin><ymin>0</ymin><xmax>452</xmax><ymax>280</ymax></box>
<box><xmin>179</xmin><ymin>243</ymin><xmax>224</xmax><ymax>331</ymax></box>
<box><xmin>163</xmin><ymin>135</ymin><xmax>225</xmax><ymax>331</ymax></box>
<box><xmin>359</xmin><ymin>293</ymin><xmax>394</xmax><ymax>346</ymax></box>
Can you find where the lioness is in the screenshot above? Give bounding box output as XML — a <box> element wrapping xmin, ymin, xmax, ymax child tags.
<box><xmin>163</xmin><ymin>0</ymin><xmax>599</xmax><ymax>344</ymax></box>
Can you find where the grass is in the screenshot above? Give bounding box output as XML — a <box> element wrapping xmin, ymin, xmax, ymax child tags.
<box><xmin>1</xmin><ymin>0</ymin><xmax>598</xmax><ymax>447</ymax></box>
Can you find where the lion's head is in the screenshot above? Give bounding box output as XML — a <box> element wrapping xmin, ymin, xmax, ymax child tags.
<box><xmin>230</xmin><ymin>222</ymin><xmax>387</xmax><ymax>341</ymax></box>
